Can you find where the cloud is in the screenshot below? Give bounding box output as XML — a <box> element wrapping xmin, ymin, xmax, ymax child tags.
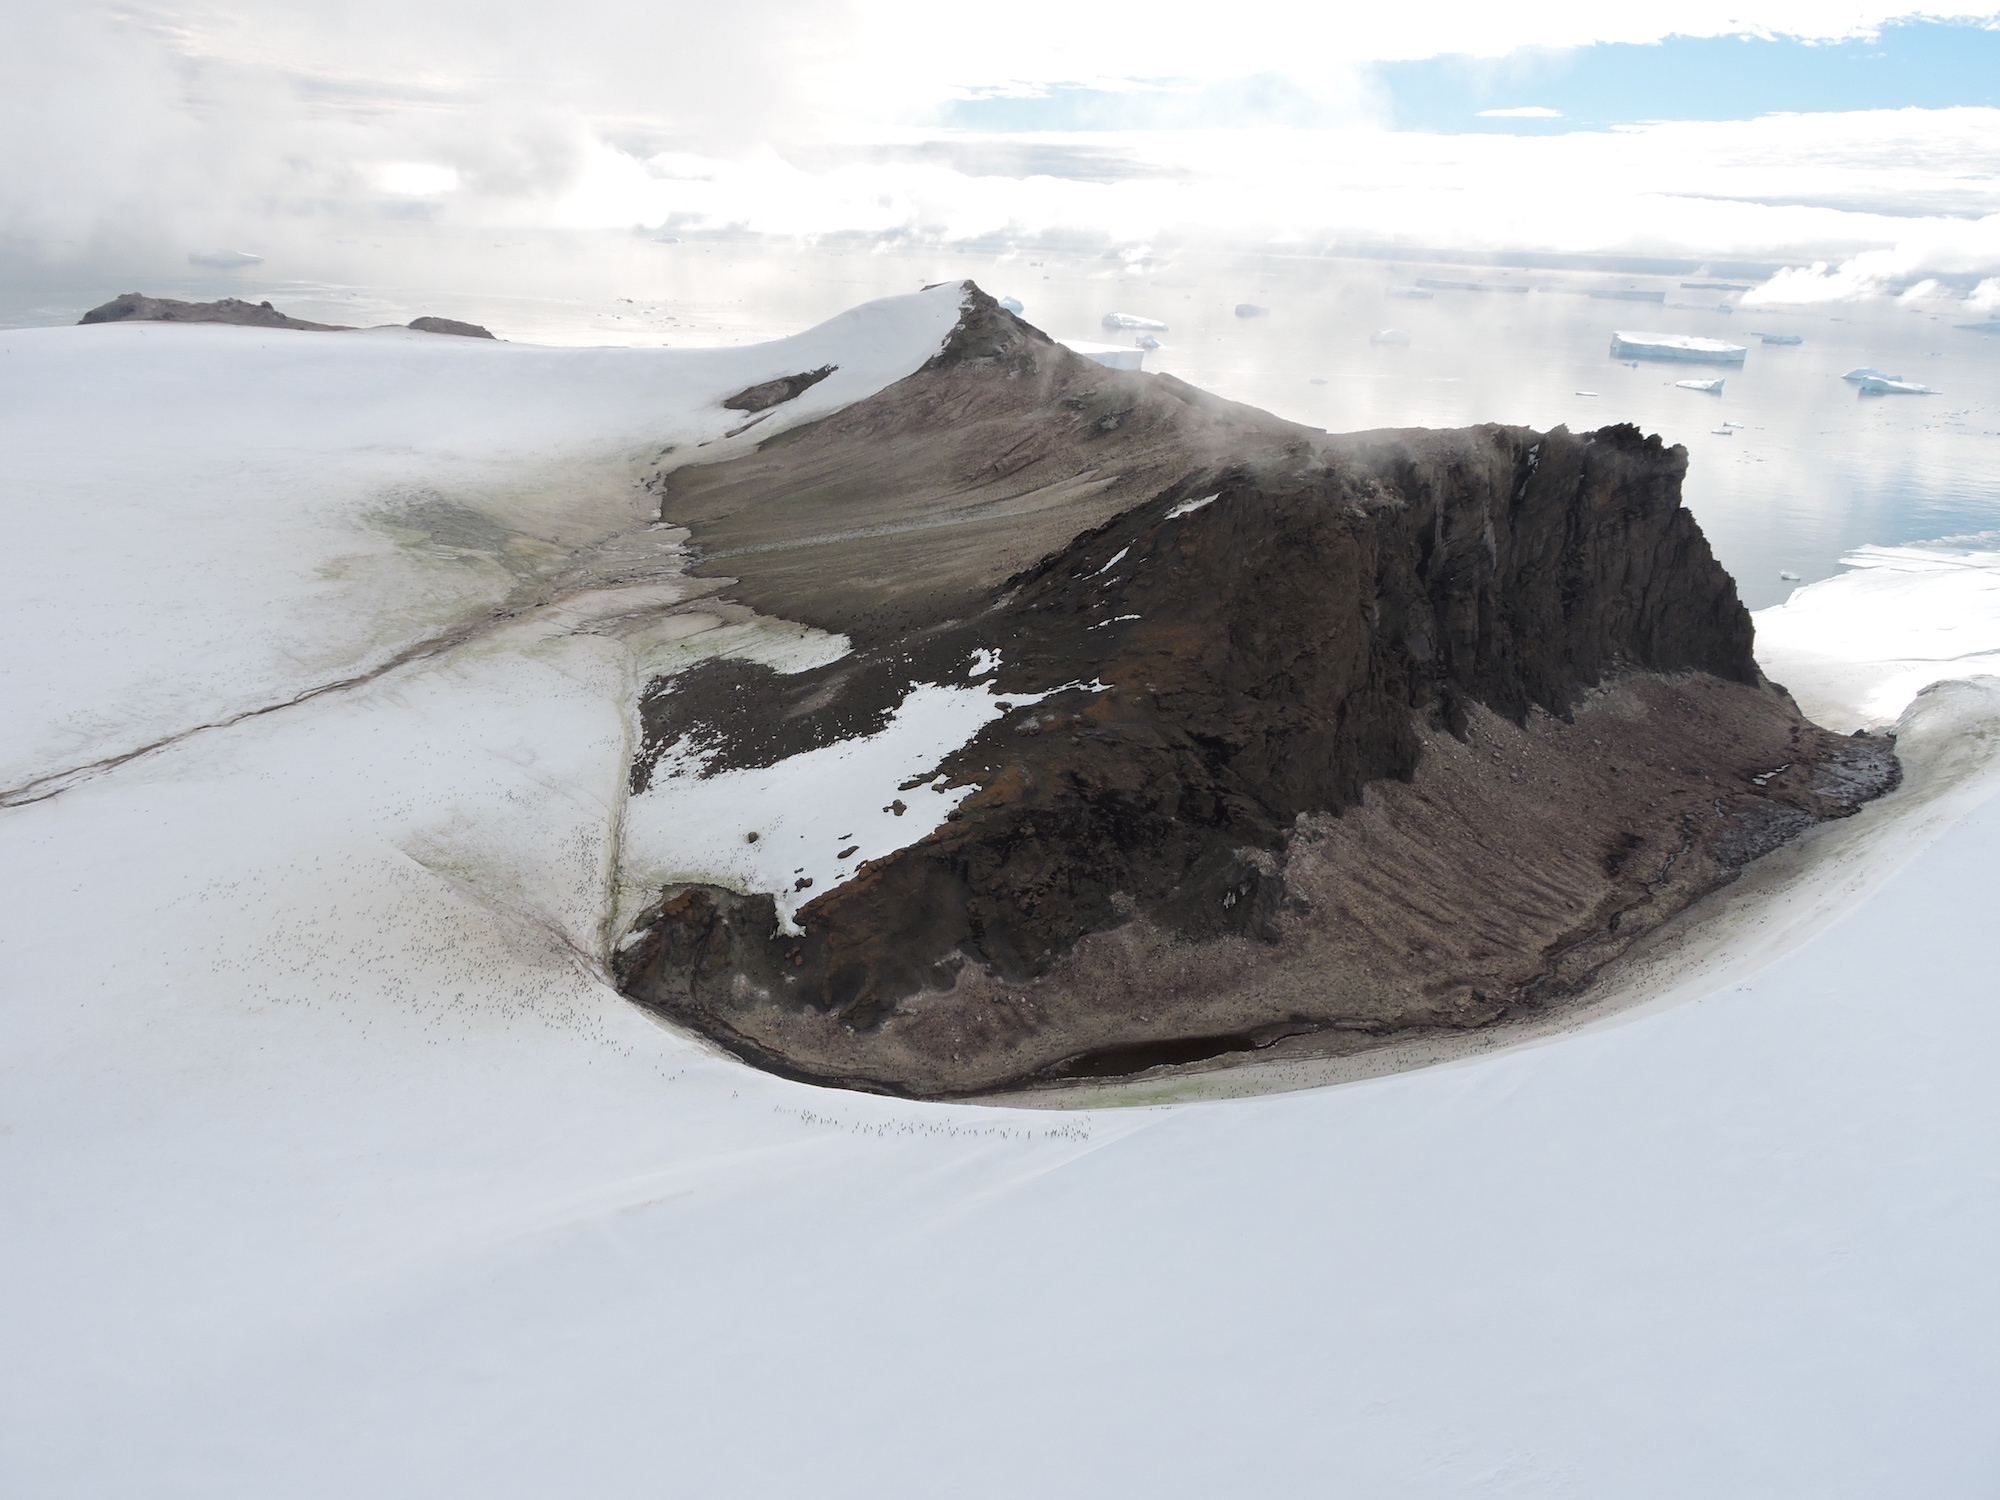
<box><xmin>1476</xmin><ymin>107</ymin><xmax>1563</xmax><ymax>117</ymax></box>
<box><xmin>1</xmin><ymin>0</ymin><xmax>1994</xmax><ymax>283</ymax></box>
<box><xmin>1740</xmin><ymin>203</ymin><xmax>2000</xmax><ymax>303</ymax></box>
<box><xmin>377</xmin><ymin>163</ymin><xmax>462</xmax><ymax>197</ymax></box>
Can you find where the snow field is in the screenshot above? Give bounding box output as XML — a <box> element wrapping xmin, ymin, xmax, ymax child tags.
<box><xmin>0</xmin><ymin>283</ymin><xmax>967</xmax><ymax>794</ymax></box>
<box><xmin>2</xmin><ymin>293</ymin><xmax>2000</xmax><ymax>1496</ymax></box>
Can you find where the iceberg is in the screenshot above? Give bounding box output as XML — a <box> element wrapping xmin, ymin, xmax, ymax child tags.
<box><xmin>1676</xmin><ymin>378</ymin><xmax>1725</xmax><ymax>393</ymax></box>
<box><xmin>1858</xmin><ymin>375</ymin><xmax>1934</xmax><ymax>395</ymax></box>
<box><xmin>1058</xmin><ymin>339</ymin><xmax>1145</xmax><ymax>370</ymax></box>
<box><xmin>1101</xmin><ymin>311</ymin><xmax>1166</xmax><ymax>331</ymax></box>
<box><xmin>1757</xmin><ymin>333</ymin><xmax>1804</xmax><ymax>345</ymax></box>
<box><xmin>185</xmin><ymin>248</ymin><xmax>264</xmax><ymax>269</ymax></box>
<box><xmin>1843</xmin><ymin>367</ymin><xmax>1901</xmax><ymax>383</ymax></box>
<box><xmin>1234</xmin><ymin>303</ymin><xmax>1270</xmax><ymax>317</ymax></box>
<box><xmin>1611</xmin><ymin>330</ymin><xmax>1747</xmax><ymax>364</ymax></box>
<box><xmin>1134</xmin><ymin>333</ymin><xmax>1160</xmax><ymax>350</ymax></box>
<box><xmin>998</xmin><ymin>295</ymin><xmax>1024</xmax><ymax>314</ymax></box>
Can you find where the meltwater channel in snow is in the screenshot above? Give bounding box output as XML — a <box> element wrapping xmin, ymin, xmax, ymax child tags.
<box><xmin>3</xmin><ymin>285</ymin><xmax>2000</xmax><ymax>1498</ymax></box>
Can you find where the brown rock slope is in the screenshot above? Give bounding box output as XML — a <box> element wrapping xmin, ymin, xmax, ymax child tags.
<box><xmin>616</xmin><ymin>285</ymin><xmax>1897</xmax><ymax>1098</ymax></box>
<box><xmin>648</xmin><ymin>283</ymin><xmax>1317</xmax><ymax>642</ymax></box>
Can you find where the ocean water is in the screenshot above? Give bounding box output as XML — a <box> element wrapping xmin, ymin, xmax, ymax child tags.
<box><xmin>6</xmin><ymin>230</ymin><xmax>1996</xmax><ymax>609</ymax></box>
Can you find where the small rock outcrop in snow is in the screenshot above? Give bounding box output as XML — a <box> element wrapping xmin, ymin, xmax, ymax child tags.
<box><xmin>721</xmin><ymin>364</ymin><xmax>838</xmax><ymax>413</ymax></box>
<box><xmin>407</xmin><ymin>315</ymin><xmax>496</xmax><ymax>339</ymax></box>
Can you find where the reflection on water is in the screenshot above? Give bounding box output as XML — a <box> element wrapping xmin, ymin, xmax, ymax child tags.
<box><xmin>5</xmin><ymin>229</ymin><xmax>1995</xmax><ymax>608</ymax></box>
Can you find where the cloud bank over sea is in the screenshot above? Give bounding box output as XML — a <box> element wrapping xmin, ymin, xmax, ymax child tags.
<box><xmin>4</xmin><ymin>3</ymin><xmax>1998</xmax><ymax>305</ymax></box>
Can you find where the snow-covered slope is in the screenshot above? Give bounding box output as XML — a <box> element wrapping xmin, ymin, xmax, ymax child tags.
<box><xmin>0</xmin><ymin>286</ymin><xmax>964</xmax><ymax>796</ymax></box>
<box><xmin>3</xmin><ymin>303</ymin><xmax>1999</xmax><ymax>1497</ymax></box>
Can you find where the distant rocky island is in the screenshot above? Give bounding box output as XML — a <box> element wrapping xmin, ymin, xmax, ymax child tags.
<box><xmin>614</xmin><ymin>285</ymin><xmax>1898</xmax><ymax>1098</ymax></box>
<box><xmin>79</xmin><ymin>293</ymin><xmax>493</xmax><ymax>338</ymax></box>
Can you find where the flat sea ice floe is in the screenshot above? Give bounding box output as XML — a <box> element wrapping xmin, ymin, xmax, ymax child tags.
<box><xmin>1754</xmin><ymin>536</ymin><xmax>2000</xmax><ymax>727</ymax></box>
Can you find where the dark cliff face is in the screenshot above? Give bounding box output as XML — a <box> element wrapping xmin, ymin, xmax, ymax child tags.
<box><xmin>615</xmin><ymin>286</ymin><xmax>1893</xmax><ymax>1097</ymax></box>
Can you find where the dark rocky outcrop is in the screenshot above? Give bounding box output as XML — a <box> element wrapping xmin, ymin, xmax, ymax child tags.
<box><xmin>79</xmin><ymin>295</ymin><xmax>495</xmax><ymax>337</ymax></box>
<box><xmin>615</xmin><ymin>284</ymin><xmax>1899</xmax><ymax>1097</ymax></box>
<box><xmin>80</xmin><ymin>293</ymin><xmax>351</xmax><ymax>331</ymax></box>
<box><xmin>407</xmin><ymin>315</ymin><xmax>495</xmax><ymax>339</ymax></box>
<box><xmin>722</xmin><ymin>365</ymin><xmax>836</xmax><ymax>412</ymax></box>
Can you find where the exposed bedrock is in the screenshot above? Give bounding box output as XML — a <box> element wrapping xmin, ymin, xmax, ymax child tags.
<box><xmin>616</xmin><ymin>285</ymin><xmax>1898</xmax><ymax>1097</ymax></box>
<box><xmin>79</xmin><ymin>294</ymin><xmax>495</xmax><ymax>337</ymax></box>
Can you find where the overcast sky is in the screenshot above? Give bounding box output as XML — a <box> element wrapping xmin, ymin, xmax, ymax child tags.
<box><xmin>4</xmin><ymin>1</ymin><xmax>1997</xmax><ymax>295</ymax></box>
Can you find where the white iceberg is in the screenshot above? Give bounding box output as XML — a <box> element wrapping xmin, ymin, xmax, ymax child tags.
<box><xmin>1610</xmin><ymin>330</ymin><xmax>1747</xmax><ymax>364</ymax></box>
<box><xmin>1675</xmin><ymin>378</ymin><xmax>1725</xmax><ymax>393</ymax></box>
<box><xmin>1058</xmin><ymin>339</ymin><xmax>1145</xmax><ymax>370</ymax></box>
<box><xmin>1757</xmin><ymin>332</ymin><xmax>1803</xmax><ymax>345</ymax></box>
<box><xmin>1858</xmin><ymin>375</ymin><xmax>1935</xmax><ymax>395</ymax></box>
<box><xmin>998</xmin><ymin>295</ymin><xmax>1024</xmax><ymax>314</ymax></box>
<box><xmin>186</xmin><ymin>248</ymin><xmax>264</xmax><ymax>269</ymax></box>
<box><xmin>1101</xmin><ymin>311</ymin><xmax>1167</xmax><ymax>331</ymax></box>
<box><xmin>1843</xmin><ymin>367</ymin><xmax>1902</xmax><ymax>383</ymax></box>
<box><xmin>1235</xmin><ymin>303</ymin><xmax>1270</xmax><ymax>317</ymax></box>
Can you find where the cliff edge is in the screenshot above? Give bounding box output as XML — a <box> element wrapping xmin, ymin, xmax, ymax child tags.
<box><xmin>616</xmin><ymin>285</ymin><xmax>1896</xmax><ymax>1097</ymax></box>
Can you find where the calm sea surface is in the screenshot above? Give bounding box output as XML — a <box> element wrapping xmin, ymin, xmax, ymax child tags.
<box><xmin>7</xmin><ymin>232</ymin><xmax>1997</xmax><ymax>610</ymax></box>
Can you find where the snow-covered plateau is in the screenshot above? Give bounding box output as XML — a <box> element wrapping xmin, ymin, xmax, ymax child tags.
<box><xmin>4</xmin><ymin>286</ymin><xmax>1999</xmax><ymax>1497</ymax></box>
